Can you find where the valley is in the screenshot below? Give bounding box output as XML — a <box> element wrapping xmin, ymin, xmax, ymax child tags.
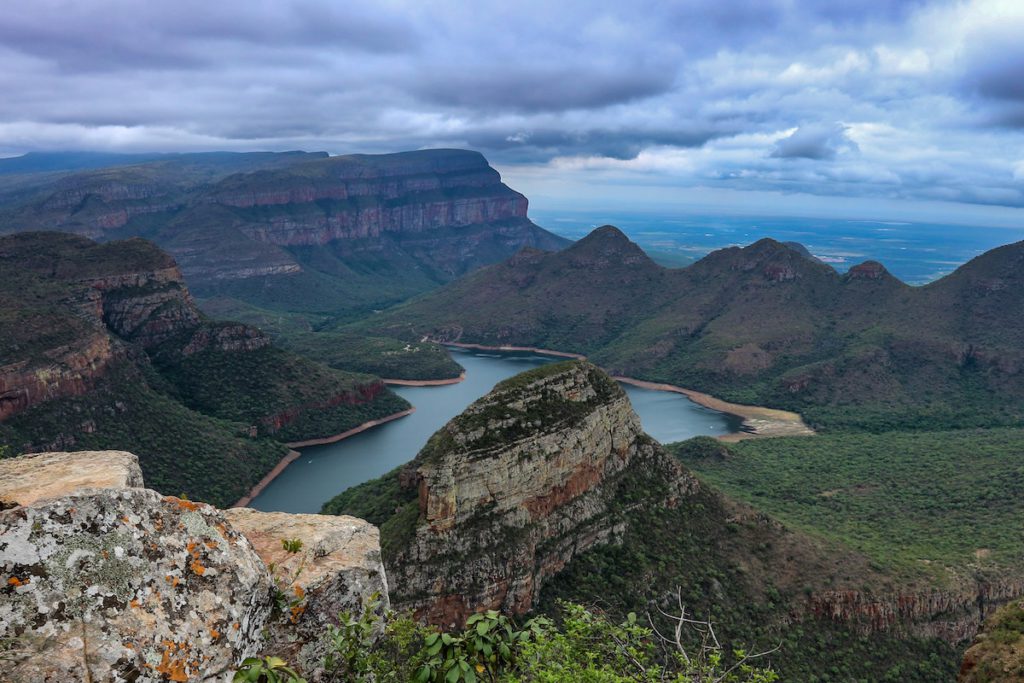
<box><xmin>249</xmin><ymin>347</ymin><xmax>742</xmax><ymax>513</ymax></box>
<box><xmin>1</xmin><ymin>148</ymin><xmax>1023</xmax><ymax>681</ymax></box>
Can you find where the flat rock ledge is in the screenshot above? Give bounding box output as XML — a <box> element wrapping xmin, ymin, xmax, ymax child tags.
<box><xmin>0</xmin><ymin>450</ymin><xmax>387</xmax><ymax>682</ymax></box>
<box><xmin>0</xmin><ymin>450</ymin><xmax>144</xmax><ymax>508</ymax></box>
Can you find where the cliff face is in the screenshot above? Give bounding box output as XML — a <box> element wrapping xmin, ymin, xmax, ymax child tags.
<box><xmin>0</xmin><ymin>234</ymin><xmax>200</xmax><ymax>420</ymax></box>
<box><xmin>0</xmin><ymin>450</ymin><xmax>387</xmax><ymax>682</ymax></box>
<box><xmin>384</xmin><ymin>361</ymin><xmax>693</xmax><ymax>626</ymax></box>
<box><xmin>808</xmin><ymin>578</ymin><xmax>1024</xmax><ymax>644</ymax></box>
<box><xmin>205</xmin><ymin>150</ymin><xmax>530</xmax><ymax>247</ymax></box>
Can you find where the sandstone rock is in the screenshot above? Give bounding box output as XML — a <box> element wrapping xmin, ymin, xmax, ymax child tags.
<box><xmin>388</xmin><ymin>361</ymin><xmax>694</xmax><ymax>627</ymax></box>
<box><xmin>0</xmin><ymin>487</ymin><xmax>273</xmax><ymax>683</ymax></box>
<box><xmin>223</xmin><ymin>509</ymin><xmax>390</xmax><ymax>671</ymax></box>
<box><xmin>222</xmin><ymin>509</ymin><xmax>389</xmax><ymax>620</ymax></box>
<box><xmin>0</xmin><ymin>450</ymin><xmax>143</xmax><ymax>508</ymax></box>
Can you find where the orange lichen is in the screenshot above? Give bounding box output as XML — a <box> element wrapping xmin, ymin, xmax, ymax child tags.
<box><xmin>164</xmin><ymin>496</ymin><xmax>202</xmax><ymax>512</ymax></box>
<box><xmin>129</xmin><ymin>599</ymin><xmax>140</xmax><ymax>609</ymax></box>
<box><xmin>190</xmin><ymin>560</ymin><xmax>206</xmax><ymax>576</ymax></box>
<box><xmin>155</xmin><ymin>641</ymin><xmax>190</xmax><ymax>682</ymax></box>
<box><xmin>204</xmin><ymin>539</ymin><xmax>218</xmax><ymax>549</ymax></box>
<box><xmin>289</xmin><ymin>604</ymin><xmax>306</xmax><ymax>624</ymax></box>
<box><xmin>209</xmin><ymin>627</ymin><xmax>220</xmax><ymax>640</ymax></box>
<box><xmin>293</xmin><ymin>585</ymin><xmax>305</xmax><ymax>600</ymax></box>
<box><xmin>7</xmin><ymin>577</ymin><xmax>28</xmax><ymax>587</ymax></box>
<box><xmin>232</xmin><ymin>622</ymin><xmax>240</xmax><ymax>630</ymax></box>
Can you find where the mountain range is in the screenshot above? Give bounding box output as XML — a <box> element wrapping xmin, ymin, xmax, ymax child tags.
<box><xmin>0</xmin><ymin>149</ymin><xmax>568</xmax><ymax>332</ymax></box>
<box><xmin>359</xmin><ymin>225</ymin><xmax>1024</xmax><ymax>431</ymax></box>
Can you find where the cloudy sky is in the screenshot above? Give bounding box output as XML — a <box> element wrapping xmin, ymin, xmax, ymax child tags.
<box><xmin>2</xmin><ymin>0</ymin><xmax>1024</xmax><ymax>225</ymax></box>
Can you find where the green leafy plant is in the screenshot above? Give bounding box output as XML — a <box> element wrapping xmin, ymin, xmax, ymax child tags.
<box><xmin>416</xmin><ymin>610</ymin><xmax>548</xmax><ymax>683</ymax></box>
<box><xmin>268</xmin><ymin>538</ymin><xmax>307</xmax><ymax>624</ymax></box>
<box><xmin>232</xmin><ymin>656</ymin><xmax>307</xmax><ymax>683</ymax></box>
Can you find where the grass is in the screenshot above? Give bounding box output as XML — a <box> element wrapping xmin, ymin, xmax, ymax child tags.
<box><xmin>278</xmin><ymin>331</ymin><xmax>463</xmax><ymax>380</ymax></box>
<box><xmin>672</xmin><ymin>430</ymin><xmax>1024</xmax><ymax>582</ymax></box>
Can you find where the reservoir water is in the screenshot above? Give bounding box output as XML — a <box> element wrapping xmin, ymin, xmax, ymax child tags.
<box><xmin>251</xmin><ymin>347</ymin><xmax>740</xmax><ymax>513</ymax></box>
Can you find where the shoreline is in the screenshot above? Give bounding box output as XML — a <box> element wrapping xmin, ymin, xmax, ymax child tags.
<box><xmin>232</xmin><ymin>449</ymin><xmax>301</xmax><ymax>508</ymax></box>
<box><xmin>435</xmin><ymin>340</ymin><xmax>813</xmax><ymax>441</ymax></box>
<box><xmin>612</xmin><ymin>376</ymin><xmax>814</xmax><ymax>441</ymax></box>
<box><xmin>382</xmin><ymin>372</ymin><xmax>465</xmax><ymax>386</ymax></box>
<box><xmin>231</xmin><ymin>407</ymin><xmax>416</xmax><ymax>508</ymax></box>
<box><xmin>440</xmin><ymin>340</ymin><xmax>587</xmax><ymax>360</ymax></box>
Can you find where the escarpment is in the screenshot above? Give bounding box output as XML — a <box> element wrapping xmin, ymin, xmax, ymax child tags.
<box><xmin>0</xmin><ymin>450</ymin><xmax>387</xmax><ymax>682</ymax></box>
<box><xmin>0</xmin><ymin>149</ymin><xmax>569</xmax><ymax>321</ymax></box>
<box><xmin>0</xmin><ymin>232</ymin><xmax>410</xmax><ymax>506</ymax></box>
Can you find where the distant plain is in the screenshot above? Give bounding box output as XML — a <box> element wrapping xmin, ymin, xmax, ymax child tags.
<box><xmin>534</xmin><ymin>209</ymin><xmax>1024</xmax><ymax>284</ymax></box>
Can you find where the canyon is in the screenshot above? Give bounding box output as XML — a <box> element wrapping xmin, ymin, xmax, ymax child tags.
<box><xmin>0</xmin><ymin>232</ymin><xmax>409</xmax><ymax>506</ymax></box>
<box><xmin>327</xmin><ymin>359</ymin><xmax>1017</xmax><ymax>679</ymax></box>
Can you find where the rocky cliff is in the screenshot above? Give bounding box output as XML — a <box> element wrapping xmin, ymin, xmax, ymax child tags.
<box><xmin>0</xmin><ymin>450</ymin><xmax>387</xmax><ymax>682</ymax></box>
<box><xmin>0</xmin><ymin>232</ymin><xmax>411</xmax><ymax>506</ymax></box>
<box><xmin>808</xmin><ymin>578</ymin><xmax>1024</xmax><ymax>643</ymax></box>
<box><xmin>329</xmin><ymin>360</ymin><xmax>695</xmax><ymax>627</ymax></box>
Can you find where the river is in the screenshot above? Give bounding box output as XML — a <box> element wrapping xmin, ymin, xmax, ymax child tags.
<box><xmin>250</xmin><ymin>347</ymin><xmax>741</xmax><ymax>513</ymax></box>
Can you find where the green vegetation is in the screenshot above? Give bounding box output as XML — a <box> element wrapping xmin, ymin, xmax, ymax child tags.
<box><xmin>359</xmin><ymin>228</ymin><xmax>1024</xmax><ymax>432</ymax></box>
<box><xmin>0</xmin><ymin>363</ymin><xmax>288</xmax><ymax>507</ymax></box>
<box><xmin>279</xmin><ymin>331</ymin><xmax>463</xmax><ymax>380</ymax></box>
<box><xmin>959</xmin><ymin>599</ymin><xmax>1024</xmax><ymax>683</ymax></box>
<box><xmin>672</xmin><ymin>429</ymin><xmax>1024</xmax><ymax>581</ymax></box>
<box><xmin>267</xmin><ymin>599</ymin><xmax>779</xmax><ymax>682</ymax></box>
<box><xmin>151</xmin><ymin>332</ymin><xmax>410</xmax><ymax>443</ymax></box>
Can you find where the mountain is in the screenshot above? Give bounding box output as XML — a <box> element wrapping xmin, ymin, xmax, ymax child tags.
<box><xmin>325</xmin><ymin>360</ymin><xmax>974</xmax><ymax>680</ymax></box>
<box><xmin>0</xmin><ymin>232</ymin><xmax>409</xmax><ymax>506</ymax></box>
<box><xmin>360</xmin><ymin>226</ymin><xmax>1024</xmax><ymax>430</ymax></box>
<box><xmin>0</xmin><ymin>149</ymin><xmax>569</xmax><ymax>330</ymax></box>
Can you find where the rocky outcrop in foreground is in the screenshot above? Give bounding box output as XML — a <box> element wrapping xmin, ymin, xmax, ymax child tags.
<box><xmin>0</xmin><ymin>450</ymin><xmax>386</xmax><ymax>682</ymax></box>
<box><xmin>385</xmin><ymin>360</ymin><xmax>694</xmax><ymax>627</ymax></box>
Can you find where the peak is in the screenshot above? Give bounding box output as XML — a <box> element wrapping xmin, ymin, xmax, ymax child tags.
<box><xmin>567</xmin><ymin>226</ymin><xmax>656</xmax><ymax>266</ymax></box>
<box><xmin>844</xmin><ymin>260</ymin><xmax>894</xmax><ymax>282</ymax></box>
<box><xmin>695</xmin><ymin>237</ymin><xmax>836</xmax><ymax>283</ymax></box>
<box><xmin>781</xmin><ymin>241</ymin><xmax>819</xmax><ymax>262</ymax></box>
<box><xmin>418</xmin><ymin>360</ymin><xmax>625</xmax><ymax>464</ymax></box>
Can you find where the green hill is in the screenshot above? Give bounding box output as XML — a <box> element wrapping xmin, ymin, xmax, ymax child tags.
<box><xmin>358</xmin><ymin>225</ymin><xmax>1024</xmax><ymax>431</ymax></box>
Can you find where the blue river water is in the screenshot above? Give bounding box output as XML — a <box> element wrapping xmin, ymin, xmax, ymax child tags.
<box><xmin>251</xmin><ymin>347</ymin><xmax>739</xmax><ymax>513</ymax></box>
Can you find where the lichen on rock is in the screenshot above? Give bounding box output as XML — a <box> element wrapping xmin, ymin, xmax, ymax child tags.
<box><xmin>0</xmin><ymin>450</ymin><xmax>389</xmax><ymax>682</ymax></box>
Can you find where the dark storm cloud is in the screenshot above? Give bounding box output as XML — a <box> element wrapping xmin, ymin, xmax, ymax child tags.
<box><xmin>960</xmin><ymin>31</ymin><xmax>1024</xmax><ymax>103</ymax></box>
<box><xmin>410</xmin><ymin>67</ymin><xmax>673</xmax><ymax>112</ymax></box>
<box><xmin>0</xmin><ymin>0</ymin><xmax>1022</xmax><ymax>215</ymax></box>
<box><xmin>771</xmin><ymin>124</ymin><xmax>859</xmax><ymax>160</ymax></box>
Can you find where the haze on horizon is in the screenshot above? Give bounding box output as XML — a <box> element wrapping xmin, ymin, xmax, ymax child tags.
<box><xmin>2</xmin><ymin>0</ymin><xmax>1024</xmax><ymax>227</ymax></box>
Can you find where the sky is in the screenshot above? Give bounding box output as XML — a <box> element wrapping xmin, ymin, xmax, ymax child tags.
<box><xmin>2</xmin><ymin>0</ymin><xmax>1024</xmax><ymax>225</ymax></box>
